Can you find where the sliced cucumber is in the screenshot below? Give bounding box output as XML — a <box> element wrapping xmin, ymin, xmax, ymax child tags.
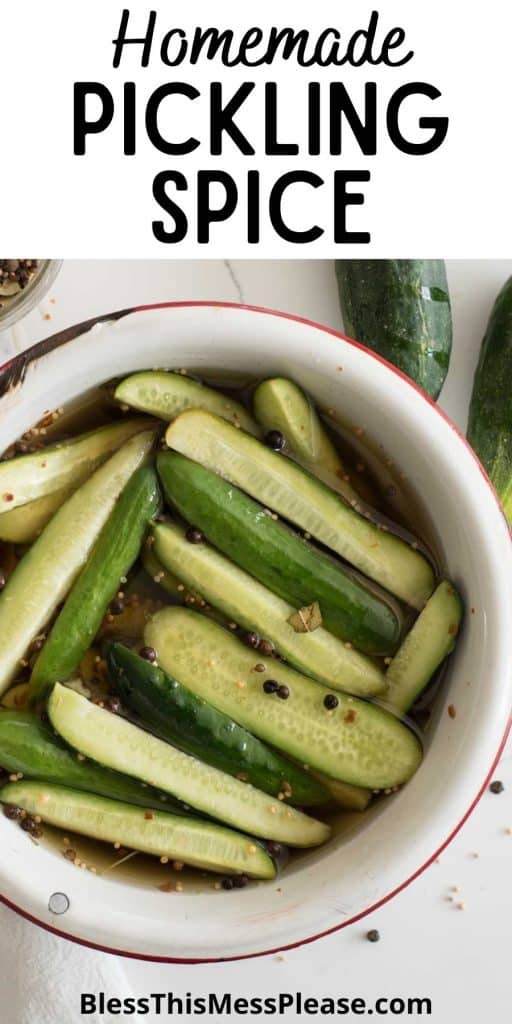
<box><xmin>145</xmin><ymin>608</ymin><xmax>423</xmax><ymax>789</ymax></box>
<box><xmin>252</xmin><ymin>377</ymin><xmax>357</xmax><ymax>500</ymax></box>
<box><xmin>310</xmin><ymin>772</ymin><xmax>372</xmax><ymax>812</ymax></box>
<box><xmin>0</xmin><ymin>710</ymin><xmax>186</xmax><ymax>814</ymax></box>
<box><xmin>165</xmin><ymin>410</ymin><xmax>434</xmax><ymax>609</ymax></box>
<box><xmin>385</xmin><ymin>581</ymin><xmax>463</xmax><ymax>713</ymax></box>
<box><xmin>0</xmin><ymin>486</ymin><xmax>74</xmax><ymax>543</ymax></box>
<box><xmin>29</xmin><ymin>466</ymin><xmax>161</xmax><ymax>702</ymax></box>
<box><xmin>158</xmin><ymin>452</ymin><xmax>403</xmax><ymax>655</ymax></box>
<box><xmin>142</xmin><ymin>542</ymin><xmax>184</xmax><ymax>597</ymax></box>
<box><xmin>152</xmin><ymin>522</ymin><xmax>385</xmax><ymax>697</ymax></box>
<box><xmin>0</xmin><ymin>782</ymin><xmax>275</xmax><ymax>878</ymax></box>
<box><xmin>0</xmin><ymin>418</ymin><xmax>150</xmax><ymax>512</ymax></box>
<box><xmin>115</xmin><ymin>371</ymin><xmax>260</xmax><ymax>436</ymax></box>
<box><xmin>0</xmin><ymin>430</ymin><xmax>156</xmax><ymax>695</ymax></box>
<box><xmin>106</xmin><ymin>642</ymin><xmax>328</xmax><ymax>806</ymax></box>
<box><xmin>48</xmin><ymin>684</ymin><xmax>329</xmax><ymax>847</ymax></box>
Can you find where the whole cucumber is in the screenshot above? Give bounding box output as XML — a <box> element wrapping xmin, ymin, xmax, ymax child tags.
<box><xmin>335</xmin><ymin>260</ymin><xmax>452</xmax><ymax>400</ymax></box>
<box><xmin>467</xmin><ymin>277</ymin><xmax>512</xmax><ymax>523</ymax></box>
<box><xmin>29</xmin><ymin>465</ymin><xmax>161</xmax><ymax>702</ymax></box>
<box><xmin>106</xmin><ymin>643</ymin><xmax>329</xmax><ymax>807</ymax></box>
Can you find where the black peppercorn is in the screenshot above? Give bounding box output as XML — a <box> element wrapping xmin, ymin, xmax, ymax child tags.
<box><xmin>232</xmin><ymin>875</ymin><xmax>249</xmax><ymax>889</ymax></box>
<box><xmin>366</xmin><ymin>929</ymin><xmax>380</xmax><ymax>943</ymax></box>
<box><xmin>221</xmin><ymin>877</ymin><xmax>234</xmax><ymax>890</ymax></box>
<box><xmin>263</xmin><ymin>679</ymin><xmax>279</xmax><ymax>694</ymax></box>
<box><xmin>258</xmin><ymin>638</ymin><xmax>275</xmax><ymax>657</ymax></box>
<box><xmin>277</xmin><ymin>685</ymin><xmax>290</xmax><ymax>700</ymax></box>
<box><xmin>490</xmin><ymin>780</ymin><xmax>505</xmax><ymax>794</ymax></box>
<box><xmin>110</xmin><ymin>597</ymin><xmax>125</xmax><ymax>616</ymax></box>
<box><xmin>324</xmin><ymin>694</ymin><xmax>339</xmax><ymax>710</ymax></box>
<box><xmin>242</xmin><ymin>631</ymin><xmax>260</xmax><ymax>649</ymax></box>
<box><xmin>139</xmin><ymin>646</ymin><xmax>157</xmax><ymax>663</ymax></box>
<box><xmin>266</xmin><ymin>841</ymin><xmax>282</xmax><ymax>858</ymax></box>
<box><xmin>185</xmin><ymin>526</ymin><xmax>204</xmax><ymax>544</ymax></box>
<box><xmin>264</xmin><ymin>430</ymin><xmax>286</xmax><ymax>451</ymax></box>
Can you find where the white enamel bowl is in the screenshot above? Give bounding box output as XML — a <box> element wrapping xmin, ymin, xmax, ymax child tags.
<box><xmin>0</xmin><ymin>302</ymin><xmax>510</xmax><ymax>962</ymax></box>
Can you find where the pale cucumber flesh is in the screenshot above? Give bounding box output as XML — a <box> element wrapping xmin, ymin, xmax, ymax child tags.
<box><xmin>115</xmin><ymin>371</ymin><xmax>260</xmax><ymax>436</ymax></box>
<box><xmin>385</xmin><ymin>581</ymin><xmax>463</xmax><ymax>713</ymax></box>
<box><xmin>0</xmin><ymin>781</ymin><xmax>275</xmax><ymax>878</ymax></box>
<box><xmin>165</xmin><ymin>410</ymin><xmax>435</xmax><ymax>609</ymax></box>
<box><xmin>145</xmin><ymin>608</ymin><xmax>423</xmax><ymax>790</ymax></box>
<box><xmin>252</xmin><ymin>377</ymin><xmax>359</xmax><ymax>503</ymax></box>
<box><xmin>0</xmin><ymin>430</ymin><xmax>156</xmax><ymax>695</ymax></box>
<box><xmin>0</xmin><ymin>486</ymin><xmax>74</xmax><ymax>543</ymax></box>
<box><xmin>152</xmin><ymin>522</ymin><xmax>385</xmax><ymax>698</ymax></box>
<box><xmin>0</xmin><ymin>418</ymin><xmax>150</xmax><ymax>512</ymax></box>
<box><xmin>48</xmin><ymin>684</ymin><xmax>329</xmax><ymax>848</ymax></box>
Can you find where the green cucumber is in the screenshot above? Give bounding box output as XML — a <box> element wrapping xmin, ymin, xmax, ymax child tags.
<box><xmin>165</xmin><ymin>410</ymin><xmax>434</xmax><ymax>609</ymax></box>
<box><xmin>467</xmin><ymin>277</ymin><xmax>512</xmax><ymax>523</ymax></box>
<box><xmin>0</xmin><ymin>486</ymin><xmax>74</xmax><ymax>543</ymax></box>
<box><xmin>0</xmin><ymin>782</ymin><xmax>275</xmax><ymax>878</ymax></box>
<box><xmin>29</xmin><ymin>466</ymin><xmax>161</xmax><ymax>702</ymax></box>
<box><xmin>48</xmin><ymin>684</ymin><xmax>329</xmax><ymax>847</ymax></box>
<box><xmin>252</xmin><ymin>377</ymin><xmax>357</xmax><ymax>501</ymax></box>
<box><xmin>158</xmin><ymin>451</ymin><xmax>403</xmax><ymax>655</ymax></box>
<box><xmin>385</xmin><ymin>581</ymin><xmax>463</xmax><ymax>713</ymax></box>
<box><xmin>145</xmin><ymin>608</ymin><xmax>423</xmax><ymax>789</ymax></box>
<box><xmin>152</xmin><ymin>522</ymin><xmax>385</xmax><ymax>697</ymax></box>
<box><xmin>0</xmin><ymin>710</ymin><xmax>186</xmax><ymax>813</ymax></box>
<box><xmin>115</xmin><ymin>371</ymin><xmax>260</xmax><ymax>436</ymax></box>
<box><xmin>106</xmin><ymin>642</ymin><xmax>328</xmax><ymax>806</ymax></box>
<box><xmin>335</xmin><ymin>260</ymin><xmax>452</xmax><ymax>400</ymax></box>
<box><xmin>0</xmin><ymin>418</ymin><xmax>150</xmax><ymax>513</ymax></box>
<box><xmin>0</xmin><ymin>430</ymin><xmax>156</xmax><ymax>696</ymax></box>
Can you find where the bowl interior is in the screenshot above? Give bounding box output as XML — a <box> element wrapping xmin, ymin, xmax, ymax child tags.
<box><xmin>0</xmin><ymin>304</ymin><xmax>510</xmax><ymax>961</ymax></box>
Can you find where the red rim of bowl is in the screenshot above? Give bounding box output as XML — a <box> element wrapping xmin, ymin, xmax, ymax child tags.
<box><xmin>0</xmin><ymin>299</ymin><xmax>510</xmax><ymax>964</ymax></box>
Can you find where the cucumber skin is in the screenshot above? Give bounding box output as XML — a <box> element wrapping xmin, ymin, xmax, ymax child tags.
<box><xmin>146</xmin><ymin>607</ymin><xmax>423</xmax><ymax>790</ymax></box>
<box><xmin>106</xmin><ymin>642</ymin><xmax>328</xmax><ymax>807</ymax></box>
<box><xmin>0</xmin><ymin>781</ymin><xmax>275</xmax><ymax>879</ymax></box>
<box><xmin>336</xmin><ymin>260</ymin><xmax>452</xmax><ymax>400</ymax></box>
<box><xmin>0</xmin><ymin>710</ymin><xmax>185</xmax><ymax>814</ymax></box>
<box><xmin>29</xmin><ymin>466</ymin><xmax>161</xmax><ymax>702</ymax></box>
<box><xmin>467</xmin><ymin>278</ymin><xmax>512</xmax><ymax>522</ymax></box>
<box><xmin>158</xmin><ymin>451</ymin><xmax>402</xmax><ymax>655</ymax></box>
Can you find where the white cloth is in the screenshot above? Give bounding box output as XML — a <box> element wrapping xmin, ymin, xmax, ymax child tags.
<box><xmin>0</xmin><ymin>903</ymin><xmax>137</xmax><ymax>1024</ymax></box>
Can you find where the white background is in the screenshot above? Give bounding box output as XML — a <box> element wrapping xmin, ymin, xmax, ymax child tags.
<box><xmin>0</xmin><ymin>259</ymin><xmax>511</xmax><ymax>1023</ymax></box>
<box><xmin>1</xmin><ymin>0</ymin><xmax>512</xmax><ymax>255</ymax></box>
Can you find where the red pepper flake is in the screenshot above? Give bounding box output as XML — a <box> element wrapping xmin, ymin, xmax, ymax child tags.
<box><xmin>144</xmin><ymin>811</ymin><xmax>153</xmax><ymax>820</ymax></box>
<box><xmin>344</xmin><ymin>709</ymin><xmax>356</xmax><ymax>723</ymax></box>
<box><xmin>2</xmin><ymin>493</ymin><xmax>14</xmax><ymax>502</ymax></box>
<box><xmin>158</xmin><ymin>882</ymin><xmax>174</xmax><ymax>893</ymax></box>
<box><xmin>448</xmin><ymin>704</ymin><xmax>457</xmax><ymax>719</ymax></box>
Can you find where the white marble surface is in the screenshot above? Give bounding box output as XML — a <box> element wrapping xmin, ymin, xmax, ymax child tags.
<box><xmin>1</xmin><ymin>260</ymin><xmax>511</xmax><ymax>1023</ymax></box>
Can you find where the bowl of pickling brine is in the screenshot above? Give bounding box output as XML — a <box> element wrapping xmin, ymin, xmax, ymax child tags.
<box><xmin>0</xmin><ymin>302</ymin><xmax>510</xmax><ymax>962</ymax></box>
